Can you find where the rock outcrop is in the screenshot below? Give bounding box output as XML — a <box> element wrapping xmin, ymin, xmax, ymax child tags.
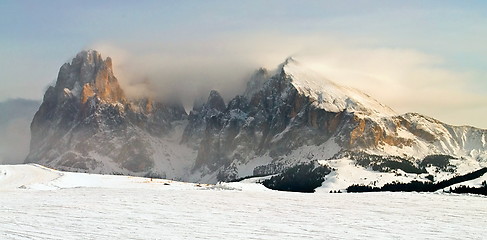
<box><xmin>26</xmin><ymin>50</ymin><xmax>189</xmax><ymax>176</ymax></box>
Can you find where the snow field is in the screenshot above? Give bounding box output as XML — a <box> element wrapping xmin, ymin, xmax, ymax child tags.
<box><xmin>0</xmin><ymin>164</ymin><xmax>486</xmax><ymax>240</ymax></box>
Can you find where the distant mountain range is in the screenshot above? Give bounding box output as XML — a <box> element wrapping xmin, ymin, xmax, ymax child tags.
<box><xmin>25</xmin><ymin>50</ymin><xmax>487</xmax><ymax>187</ymax></box>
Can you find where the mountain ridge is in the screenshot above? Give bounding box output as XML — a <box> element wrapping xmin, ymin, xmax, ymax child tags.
<box><xmin>26</xmin><ymin>50</ymin><xmax>487</xmax><ymax>184</ymax></box>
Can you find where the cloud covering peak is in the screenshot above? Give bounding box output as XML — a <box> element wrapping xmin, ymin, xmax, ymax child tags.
<box><xmin>89</xmin><ymin>34</ymin><xmax>487</xmax><ymax>128</ymax></box>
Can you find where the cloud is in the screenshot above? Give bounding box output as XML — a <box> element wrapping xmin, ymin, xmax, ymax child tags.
<box><xmin>91</xmin><ymin>41</ymin><xmax>262</xmax><ymax>107</ymax></box>
<box><xmin>0</xmin><ymin>118</ymin><xmax>32</xmax><ymax>164</ymax></box>
<box><xmin>90</xmin><ymin>33</ymin><xmax>486</xmax><ymax>128</ymax></box>
<box><xmin>296</xmin><ymin>46</ymin><xmax>487</xmax><ymax>127</ymax></box>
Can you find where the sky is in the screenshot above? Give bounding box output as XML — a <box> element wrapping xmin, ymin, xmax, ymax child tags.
<box><xmin>0</xmin><ymin>0</ymin><xmax>486</xmax><ymax>128</ymax></box>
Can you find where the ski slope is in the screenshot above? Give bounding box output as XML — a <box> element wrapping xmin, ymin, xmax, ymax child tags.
<box><xmin>0</xmin><ymin>164</ymin><xmax>486</xmax><ymax>239</ymax></box>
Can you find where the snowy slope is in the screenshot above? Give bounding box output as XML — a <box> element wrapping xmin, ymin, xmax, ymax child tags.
<box><xmin>282</xmin><ymin>59</ymin><xmax>487</xmax><ymax>161</ymax></box>
<box><xmin>0</xmin><ymin>164</ymin><xmax>204</xmax><ymax>191</ymax></box>
<box><xmin>0</xmin><ymin>164</ymin><xmax>62</xmax><ymax>191</ymax></box>
<box><xmin>1</xmin><ymin>163</ymin><xmax>484</xmax><ymax>192</ymax></box>
<box><xmin>317</xmin><ymin>158</ymin><xmax>431</xmax><ymax>192</ymax></box>
<box><xmin>400</xmin><ymin>113</ymin><xmax>487</xmax><ymax>157</ymax></box>
<box><xmin>1</xmin><ymin>164</ymin><xmax>486</xmax><ymax>240</ymax></box>
<box><xmin>282</xmin><ymin>58</ymin><xmax>396</xmax><ymax>117</ymax></box>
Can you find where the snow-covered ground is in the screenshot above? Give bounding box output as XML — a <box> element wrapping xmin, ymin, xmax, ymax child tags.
<box><xmin>318</xmin><ymin>158</ymin><xmax>431</xmax><ymax>192</ymax></box>
<box><xmin>1</xmin><ymin>164</ymin><xmax>486</xmax><ymax>240</ymax></box>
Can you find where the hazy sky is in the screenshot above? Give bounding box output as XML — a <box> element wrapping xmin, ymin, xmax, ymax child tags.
<box><xmin>1</xmin><ymin>1</ymin><xmax>486</xmax><ymax>128</ymax></box>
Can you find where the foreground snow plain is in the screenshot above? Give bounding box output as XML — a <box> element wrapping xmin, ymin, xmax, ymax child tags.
<box><xmin>1</xmin><ymin>164</ymin><xmax>486</xmax><ymax>240</ymax></box>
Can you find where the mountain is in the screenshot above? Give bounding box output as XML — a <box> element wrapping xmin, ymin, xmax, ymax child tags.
<box><xmin>184</xmin><ymin>57</ymin><xmax>487</xmax><ymax>182</ymax></box>
<box><xmin>0</xmin><ymin>99</ymin><xmax>40</xmax><ymax>164</ymax></box>
<box><xmin>26</xmin><ymin>50</ymin><xmax>194</xmax><ymax>179</ymax></box>
<box><xmin>26</xmin><ymin>50</ymin><xmax>487</xmax><ymax>185</ymax></box>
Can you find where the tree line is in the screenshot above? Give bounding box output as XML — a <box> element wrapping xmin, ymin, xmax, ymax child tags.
<box><xmin>347</xmin><ymin>167</ymin><xmax>487</xmax><ymax>195</ymax></box>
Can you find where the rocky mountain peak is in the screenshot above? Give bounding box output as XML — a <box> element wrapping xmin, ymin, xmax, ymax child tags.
<box><xmin>281</xmin><ymin>56</ymin><xmax>297</xmax><ymax>67</ymax></box>
<box><xmin>55</xmin><ymin>50</ymin><xmax>125</xmax><ymax>105</ymax></box>
<box><xmin>244</xmin><ymin>68</ymin><xmax>270</xmax><ymax>99</ymax></box>
<box><xmin>27</xmin><ymin>50</ymin><xmax>189</xmax><ymax>174</ymax></box>
<box><xmin>278</xmin><ymin>57</ymin><xmax>396</xmax><ymax>117</ymax></box>
<box><xmin>206</xmin><ymin>90</ymin><xmax>226</xmax><ymax>112</ymax></box>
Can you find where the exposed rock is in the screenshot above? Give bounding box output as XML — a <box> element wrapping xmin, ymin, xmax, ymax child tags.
<box><xmin>26</xmin><ymin>50</ymin><xmax>189</xmax><ymax>176</ymax></box>
<box><xmin>183</xmin><ymin>58</ymin><xmax>487</xmax><ymax>182</ymax></box>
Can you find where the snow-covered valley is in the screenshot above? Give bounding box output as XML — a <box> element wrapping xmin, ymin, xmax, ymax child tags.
<box><xmin>1</xmin><ymin>164</ymin><xmax>485</xmax><ymax>239</ymax></box>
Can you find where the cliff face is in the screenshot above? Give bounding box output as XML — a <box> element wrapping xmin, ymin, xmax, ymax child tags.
<box><xmin>26</xmin><ymin>50</ymin><xmax>189</xmax><ymax>176</ymax></box>
<box><xmin>182</xmin><ymin>59</ymin><xmax>487</xmax><ymax>181</ymax></box>
<box><xmin>182</xmin><ymin>65</ymin><xmax>353</xmax><ymax>180</ymax></box>
<box><xmin>26</xmin><ymin>50</ymin><xmax>487</xmax><ymax>183</ymax></box>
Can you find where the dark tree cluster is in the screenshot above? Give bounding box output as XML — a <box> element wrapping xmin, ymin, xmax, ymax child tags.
<box><xmin>347</xmin><ymin>180</ymin><xmax>435</xmax><ymax>193</ymax></box>
<box><xmin>347</xmin><ymin>167</ymin><xmax>487</xmax><ymax>195</ymax></box>
<box><xmin>420</xmin><ymin>154</ymin><xmax>456</xmax><ymax>171</ymax></box>
<box><xmin>225</xmin><ymin>173</ymin><xmax>269</xmax><ymax>183</ymax></box>
<box><xmin>336</xmin><ymin>151</ymin><xmax>426</xmax><ymax>174</ymax></box>
<box><xmin>450</xmin><ymin>184</ymin><xmax>487</xmax><ymax>196</ymax></box>
<box><xmin>372</xmin><ymin>159</ymin><xmax>426</xmax><ymax>174</ymax></box>
<box><xmin>262</xmin><ymin>161</ymin><xmax>331</xmax><ymax>193</ymax></box>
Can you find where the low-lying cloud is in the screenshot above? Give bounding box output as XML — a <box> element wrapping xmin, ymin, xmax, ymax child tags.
<box><xmin>0</xmin><ymin>99</ymin><xmax>40</xmax><ymax>164</ymax></box>
<box><xmin>90</xmin><ymin>33</ymin><xmax>486</xmax><ymax>128</ymax></box>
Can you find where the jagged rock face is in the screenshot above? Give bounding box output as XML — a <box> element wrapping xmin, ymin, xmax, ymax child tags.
<box><xmin>55</xmin><ymin>51</ymin><xmax>125</xmax><ymax>104</ymax></box>
<box><xmin>26</xmin><ymin>50</ymin><xmax>187</xmax><ymax>174</ymax></box>
<box><xmin>183</xmin><ymin>69</ymin><xmax>350</xmax><ymax>180</ymax></box>
<box><xmin>184</xmin><ymin>68</ymin><xmax>353</xmax><ymax>179</ymax></box>
<box><xmin>183</xmin><ymin>60</ymin><xmax>487</xmax><ymax>181</ymax></box>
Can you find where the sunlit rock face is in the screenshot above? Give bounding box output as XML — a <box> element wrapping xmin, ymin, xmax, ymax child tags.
<box><xmin>26</xmin><ymin>50</ymin><xmax>187</xmax><ymax>174</ymax></box>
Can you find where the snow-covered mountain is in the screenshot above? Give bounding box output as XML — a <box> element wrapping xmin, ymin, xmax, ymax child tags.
<box><xmin>26</xmin><ymin>50</ymin><xmax>487</xmax><ymax>184</ymax></box>
<box><xmin>184</xmin><ymin>57</ymin><xmax>487</xmax><ymax>182</ymax></box>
